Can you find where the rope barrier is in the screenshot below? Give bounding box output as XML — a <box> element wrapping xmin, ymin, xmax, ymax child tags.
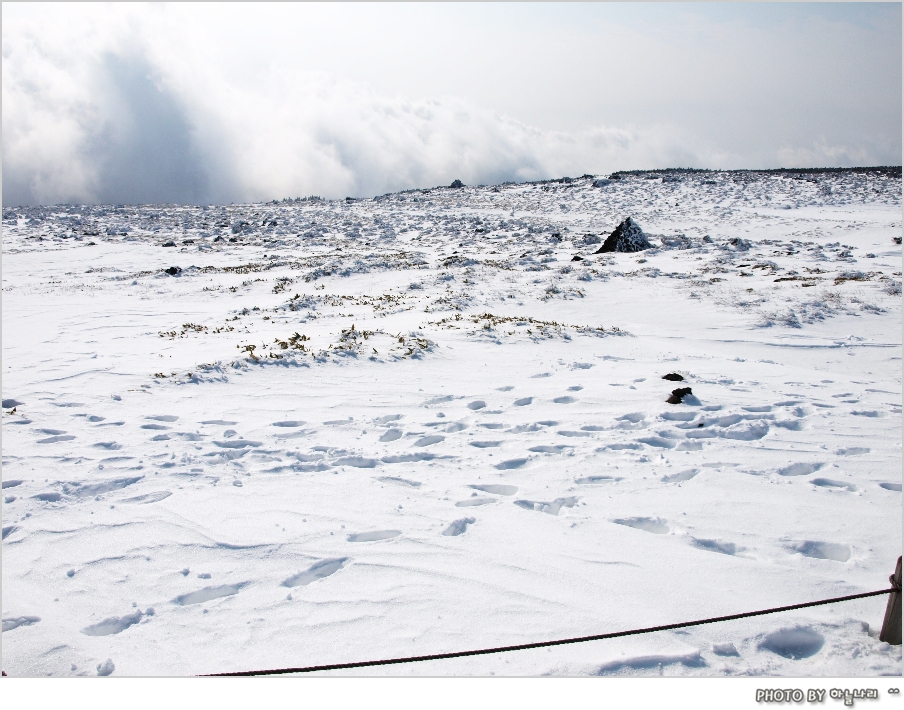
<box><xmin>203</xmin><ymin>587</ymin><xmax>893</xmax><ymax>676</ymax></box>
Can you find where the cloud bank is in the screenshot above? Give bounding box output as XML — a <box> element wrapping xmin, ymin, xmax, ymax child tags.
<box><xmin>3</xmin><ymin>3</ymin><xmax>900</xmax><ymax>206</ymax></box>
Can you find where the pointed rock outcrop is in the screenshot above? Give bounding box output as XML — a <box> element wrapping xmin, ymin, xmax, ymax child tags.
<box><xmin>594</xmin><ymin>217</ymin><xmax>651</xmax><ymax>253</ymax></box>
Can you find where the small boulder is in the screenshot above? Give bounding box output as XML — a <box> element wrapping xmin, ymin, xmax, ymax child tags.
<box><xmin>161</xmin><ymin>241</ymin><xmax>176</xmax><ymax>248</ymax></box>
<box><xmin>571</xmin><ymin>255</ymin><xmax>584</xmax><ymax>262</ymax></box>
<box><xmin>594</xmin><ymin>218</ymin><xmax>652</xmax><ymax>253</ymax></box>
<box><xmin>449</xmin><ymin>179</ymin><xmax>465</xmax><ymax>189</ymax></box>
<box><xmin>662</xmin><ymin>373</ymin><xmax>684</xmax><ymax>382</ymax></box>
<box><xmin>164</xmin><ymin>267</ymin><xmax>181</xmax><ymax>276</ymax></box>
<box><xmin>667</xmin><ymin>387</ymin><xmax>693</xmax><ymax>404</ymax></box>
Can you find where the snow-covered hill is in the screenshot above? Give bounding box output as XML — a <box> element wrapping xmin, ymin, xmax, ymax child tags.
<box><xmin>2</xmin><ymin>168</ymin><xmax>901</xmax><ymax>676</ymax></box>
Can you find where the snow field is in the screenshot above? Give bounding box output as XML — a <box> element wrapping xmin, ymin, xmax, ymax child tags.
<box><xmin>2</xmin><ymin>169</ymin><xmax>901</xmax><ymax>676</ymax></box>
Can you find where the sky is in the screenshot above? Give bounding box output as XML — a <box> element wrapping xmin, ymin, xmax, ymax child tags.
<box><xmin>2</xmin><ymin>2</ymin><xmax>901</xmax><ymax>206</ymax></box>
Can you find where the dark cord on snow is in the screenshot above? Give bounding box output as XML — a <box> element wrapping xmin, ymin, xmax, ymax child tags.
<box><xmin>203</xmin><ymin>587</ymin><xmax>893</xmax><ymax>676</ymax></box>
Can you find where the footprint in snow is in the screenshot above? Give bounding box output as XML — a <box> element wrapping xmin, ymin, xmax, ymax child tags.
<box><xmin>558</xmin><ymin>431</ymin><xmax>591</xmax><ymax>438</ymax></box>
<box><xmin>2</xmin><ymin>615</ymin><xmax>41</xmax><ymax>632</ymax></box>
<box><xmin>173</xmin><ymin>583</ymin><xmax>247</xmax><ymax>605</ymax></box>
<box><xmin>618</xmin><ymin>413</ymin><xmax>650</xmax><ymax>427</ymax></box>
<box><xmin>214</xmin><ymin>440</ymin><xmax>262</xmax><ymax>449</ymax></box>
<box><xmin>272</xmin><ymin>420</ymin><xmax>306</xmax><ymax>427</ymax></box>
<box><xmin>92</xmin><ymin>442</ymin><xmax>122</xmax><ymax>450</ymax></box>
<box><xmin>660</xmin><ymin>411</ymin><xmax>696</xmax><ymax>422</ymax></box>
<box><xmin>141</xmin><ymin>424</ymin><xmax>170</xmax><ymax>431</ymax></box>
<box><xmin>424</xmin><ymin>395</ymin><xmax>454</xmax><ymax>406</ymax></box>
<box><xmin>495</xmin><ymin>458</ymin><xmax>527</xmax><ymax>470</ymax></box>
<box><xmin>442</xmin><ymin>517</ymin><xmax>475</xmax><ymax>536</ymax></box>
<box><xmin>374</xmin><ymin>414</ymin><xmax>403</xmax><ymax>425</ymax></box>
<box><xmin>528</xmin><ymin>445</ymin><xmax>570</xmax><ymax>453</ymax></box>
<box><xmin>2</xmin><ymin>398</ymin><xmax>24</xmax><ymax>408</ymax></box>
<box><xmin>455</xmin><ymin>498</ymin><xmax>495</xmax><ymax>507</ymax></box>
<box><xmin>514</xmin><ymin>497</ymin><xmax>578</xmax><ymax>515</ymax></box>
<box><xmin>376</xmin><ymin>476</ymin><xmax>421</xmax><ymax>487</ymax></box>
<box><xmin>661</xmin><ymin>469</ymin><xmax>698</xmax><ymax>483</ymax></box>
<box><xmin>379</xmin><ymin>429</ymin><xmax>403</xmax><ymax>442</ymax></box>
<box><xmin>712</xmin><ymin>642</ymin><xmax>740</xmax><ymax>657</ymax></box>
<box><xmin>513</xmin><ymin>397</ymin><xmax>533</xmax><ymax>406</ymax></box>
<box><xmin>282</xmin><ymin>558</ymin><xmax>347</xmax><ymax>587</ymax></box>
<box><xmin>810</xmin><ymin>478</ymin><xmax>858</xmax><ymax>492</ymax></box>
<box><xmin>496</xmin><ymin>386</ymin><xmax>514</xmax><ymax>391</ymax></box>
<box><xmin>613</xmin><ymin>517</ymin><xmax>669</xmax><ymax>534</ymax></box>
<box><xmin>201</xmin><ymin>420</ymin><xmax>237</xmax><ymax>425</ymax></box>
<box><xmin>691</xmin><ymin>538</ymin><xmax>738</xmax><ymax>555</ymax></box>
<box><xmin>470</xmin><ymin>440</ymin><xmax>502</xmax><ymax>448</ymax></box>
<box><xmin>122</xmin><ymin>491</ymin><xmax>172</xmax><ymax>504</ymax></box>
<box><xmin>479</xmin><ymin>423</ymin><xmax>506</xmax><ymax>430</ymax></box>
<box><xmin>147</xmin><ymin>415</ymin><xmax>179</xmax><ymax>422</ymax></box>
<box><xmin>788</xmin><ymin>540</ymin><xmax>850</xmax><ymax>562</ymax></box>
<box><xmin>62</xmin><ymin>476</ymin><xmax>143</xmax><ymax>497</ymax></box>
<box><xmin>469</xmin><ymin>484</ymin><xmax>517</xmax><ymax>496</ymax></box>
<box><xmin>32</xmin><ymin>492</ymin><xmax>63</xmax><ymax>502</ymax></box>
<box><xmin>445</xmin><ymin>422</ymin><xmax>468</xmax><ymax>433</ymax></box>
<box><xmin>777</xmin><ymin>462</ymin><xmax>824</xmax><ymax>477</ymax></box>
<box><xmin>879</xmin><ymin>483</ymin><xmax>902</xmax><ymax>492</ymax></box>
<box><xmin>594</xmin><ymin>651</ymin><xmax>704</xmax><ymax>675</ymax></box>
<box><xmin>637</xmin><ymin>436</ymin><xmax>676</xmax><ymax>449</ymax></box>
<box><xmin>758</xmin><ymin>627</ymin><xmax>825</xmax><ymax>660</ymax></box>
<box><xmin>82</xmin><ymin>610</ymin><xmax>144</xmax><ymax>636</ymax></box>
<box><xmin>381</xmin><ymin>453</ymin><xmax>435</xmax><ymax>463</ymax></box>
<box><xmin>575</xmin><ymin>475</ymin><xmax>621</xmax><ymax>484</ymax></box>
<box><xmin>333</xmin><ymin>457</ymin><xmax>378</xmax><ymax>468</ymax></box>
<box><xmin>604</xmin><ymin>443</ymin><xmax>642</xmax><ymax>450</ymax></box>
<box><xmin>467</xmin><ymin>400</ymin><xmax>486</xmax><ymax>410</ymax></box>
<box><xmin>413</xmin><ymin>435</ymin><xmax>444</xmax><ymax>447</ymax></box>
<box><xmin>37</xmin><ymin>429</ymin><xmax>66</xmax><ymax>435</ymax></box>
<box><xmin>347</xmin><ymin>530</ymin><xmax>401</xmax><ymax>542</ymax></box>
<box><xmin>836</xmin><ymin>447</ymin><xmax>870</xmax><ymax>456</ymax></box>
<box><xmin>553</xmin><ymin>396</ymin><xmax>577</xmax><ymax>404</ymax></box>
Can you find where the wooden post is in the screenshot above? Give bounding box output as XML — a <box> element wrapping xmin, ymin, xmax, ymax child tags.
<box><xmin>879</xmin><ymin>556</ymin><xmax>901</xmax><ymax>645</ymax></box>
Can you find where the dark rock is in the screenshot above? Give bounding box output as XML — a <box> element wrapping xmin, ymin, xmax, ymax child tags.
<box><xmin>594</xmin><ymin>217</ymin><xmax>652</xmax><ymax>253</ymax></box>
<box><xmin>571</xmin><ymin>255</ymin><xmax>584</xmax><ymax>262</ymax></box>
<box><xmin>161</xmin><ymin>241</ymin><xmax>176</xmax><ymax>247</ymax></box>
<box><xmin>449</xmin><ymin>179</ymin><xmax>465</xmax><ymax>189</ymax></box>
<box><xmin>164</xmin><ymin>267</ymin><xmax>181</xmax><ymax>276</ymax></box>
<box><xmin>561</xmin><ymin>177</ymin><xmax>573</xmax><ymax>183</ymax></box>
<box><xmin>592</xmin><ymin>179</ymin><xmax>612</xmax><ymax>187</ymax></box>
<box><xmin>182</xmin><ymin>240</ymin><xmax>194</xmax><ymax>245</ymax></box>
<box><xmin>662</xmin><ymin>373</ymin><xmax>684</xmax><ymax>382</ymax></box>
<box><xmin>894</xmin><ymin>236</ymin><xmax>902</xmax><ymax>245</ymax></box>
<box><xmin>728</xmin><ymin>237</ymin><xmax>751</xmax><ymax>251</ymax></box>
<box><xmin>667</xmin><ymin>387</ymin><xmax>693</xmax><ymax>404</ymax></box>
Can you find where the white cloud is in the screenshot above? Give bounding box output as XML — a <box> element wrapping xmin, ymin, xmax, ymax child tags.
<box><xmin>2</xmin><ymin>3</ymin><xmax>900</xmax><ymax>206</ymax></box>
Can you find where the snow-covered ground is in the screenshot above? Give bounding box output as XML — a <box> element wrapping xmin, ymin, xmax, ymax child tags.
<box><xmin>2</xmin><ymin>169</ymin><xmax>901</xmax><ymax>677</ymax></box>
